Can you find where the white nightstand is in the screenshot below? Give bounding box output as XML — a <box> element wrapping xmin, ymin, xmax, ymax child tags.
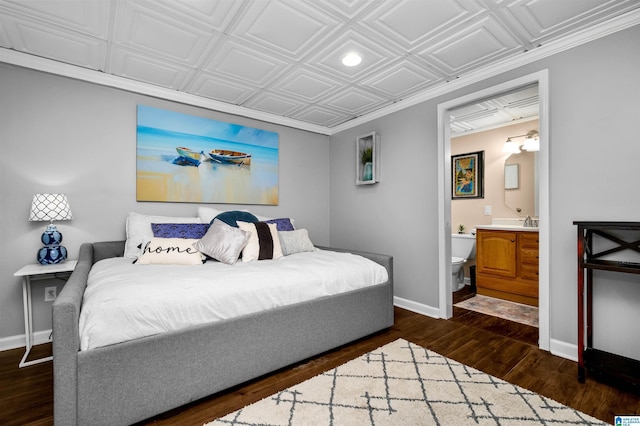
<box><xmin>14</xmin><ymin>260</ymin><xmax>77</xmax><ymax>368</ymax></box>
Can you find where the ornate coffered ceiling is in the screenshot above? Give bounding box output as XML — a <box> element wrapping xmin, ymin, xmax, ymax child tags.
<box><xmin>0</xmin><ymin>0</ymin><xmax>638</xmax><ymax>134</ymax></box>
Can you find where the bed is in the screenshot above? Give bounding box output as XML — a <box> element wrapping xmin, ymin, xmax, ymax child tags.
<box><xmin>52</xmin><ymin>219</ymin><xmax>393</xmax><ymax>425</ymax></box>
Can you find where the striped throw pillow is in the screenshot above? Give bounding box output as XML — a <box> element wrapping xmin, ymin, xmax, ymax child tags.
<box><xmin>237</xmin><ymin>221</ymin><xmax>283</xmax><ymax>262</ymax></box>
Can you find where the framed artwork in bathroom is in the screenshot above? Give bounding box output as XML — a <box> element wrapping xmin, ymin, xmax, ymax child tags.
<box><xmin>452</xmin><ymin>150</ymin><xmax>484</xmax><ymax>199</ymax></box>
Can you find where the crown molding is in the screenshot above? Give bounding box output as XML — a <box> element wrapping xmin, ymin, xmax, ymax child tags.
<box><xmin>0</xmin><ymin>48</ymin><xmax>332</xmax><ymax>136</ymax></box>
<box><xmin>330</xmin><ymin>8</ymin><xmax>640</xmax><ymax>134</ymax></box>
<box><xmin>1</xmin><ymin>8</ymin><xmax>638</xmax><ymax>136</ymax></box>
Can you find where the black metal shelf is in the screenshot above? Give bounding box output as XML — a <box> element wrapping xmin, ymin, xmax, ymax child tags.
<box><xmin>583</xmin><ymin>259</ymin><xmax>640</xmax><ymax>274</ymax></box>
<box><xmin>574</xmin><ymin>221</ymin><xmax>640</xmax><ymax>391</ymax></box>
<box><xmin>583</xmin><ymin>348</ymin><xmax>640</xmax><ymax>392</ymax></box>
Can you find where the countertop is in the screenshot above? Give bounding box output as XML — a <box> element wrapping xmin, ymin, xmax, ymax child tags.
<box><xmin>475</xmin><ymin>224</ymin><xmax>539</xmax><ymax>232</ymax></box>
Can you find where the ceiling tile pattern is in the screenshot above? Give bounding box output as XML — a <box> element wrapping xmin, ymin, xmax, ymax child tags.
<box><xmin>0</xmin><ymin>0</ymin><xmax>638</xmax><ymax>129</ymax></box>
<box><xmin>449</xmin><ymin>84</ymin><xmax>540</xmax><ymax>135</ymax></box>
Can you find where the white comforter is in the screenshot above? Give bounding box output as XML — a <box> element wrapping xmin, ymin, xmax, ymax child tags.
<box><xmin>79</xmin><ymin>249</ymin><xmax>388</xmax><ymax>351</ymax></box>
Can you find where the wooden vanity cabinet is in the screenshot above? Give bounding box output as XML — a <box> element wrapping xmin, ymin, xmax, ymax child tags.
<box><xmin>476</xmin><ymin>229</ymin><xmax>539</xmax><ymax>306</ymax></box>
<box><xmin>518</xmin><ymin>233</ymin><xmax>540</xmax><ymax>281</ymax></box>
<box><xmin>476</xmin><ymin>231</ymin><xmax>517</xmax><ymax>277</ymax></box>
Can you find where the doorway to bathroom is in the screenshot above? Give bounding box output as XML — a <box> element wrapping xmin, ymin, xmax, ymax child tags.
<box><xmin>449</xmin><ymin>88</ymin><xmax>539</xmax><ymax>328</ymax></box>
<box><xmin>436</xmin><ymin>70</ymin><xmax>550</xmax><ymax>351</ymax></box>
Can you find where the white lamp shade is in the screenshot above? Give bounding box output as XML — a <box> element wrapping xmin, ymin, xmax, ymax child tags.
<box><xmin>522</xmin><ymin>136</ymin><xmax>540</xmax><ymax>151</ymax></box>
<box><xmin>502</xmin><ymin>140</ymin><xmax>521</xmax><ymax>154</ymax></box>
<box><xmin>29</xmin><ymin>193</ymin><xmax>73</xmax><ymax>222</ymax></box>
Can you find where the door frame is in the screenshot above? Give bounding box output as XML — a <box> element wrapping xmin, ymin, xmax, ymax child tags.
<box><xmin>436</xmin><ymin>70</ymin><xmax>550</xmax><ymax>350</ymax></box>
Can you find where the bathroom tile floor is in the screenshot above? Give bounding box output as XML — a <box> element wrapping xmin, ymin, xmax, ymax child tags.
<box><xmin>455</xmin><ymin>294</ymin><xmax>539</xmax><ymax>327</ymax></box>
<box><xmin>452</xmin><ymin>285</ymin><xmax>538</xmax><ymax>347</ymax></box>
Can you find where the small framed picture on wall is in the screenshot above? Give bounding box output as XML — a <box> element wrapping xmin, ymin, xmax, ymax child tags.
<box><xmin>452</xmin><ymin>150</ymin><xmax>484</xmax><ymax>199</ymax></box>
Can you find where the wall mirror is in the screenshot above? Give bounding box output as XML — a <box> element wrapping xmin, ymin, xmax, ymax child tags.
<box><xmin>504</xmin><ymin>151</ymin><xmax>537</xmax><ymax>216</ymax></box>
<box><xmin>504</xmin><ymin>163</ymin><xmax>519</xmax><ymax>189</ymax></box>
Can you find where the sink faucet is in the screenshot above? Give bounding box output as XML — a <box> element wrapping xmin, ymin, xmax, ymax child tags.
<box><xmin>524</xmin><ymin>215</ymin><xmax>533</xmax><ymax>227</ymax></box>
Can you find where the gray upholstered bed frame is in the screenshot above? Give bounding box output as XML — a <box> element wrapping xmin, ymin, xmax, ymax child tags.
<box><xmin>53</xmin><ymin>241</ymin><xmax>394</xmax><ymax>425</ymax></box>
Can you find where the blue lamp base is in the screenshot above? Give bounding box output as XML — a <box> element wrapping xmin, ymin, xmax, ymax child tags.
<box><xmin>37</xmin><ymin>224</ymin><xmax>67</xmax><ymax>265</ymax></box>
<box><xmin>37</xmin><ymin>245</ymin><xmax>68</xmax><ymax>264</ymax></box>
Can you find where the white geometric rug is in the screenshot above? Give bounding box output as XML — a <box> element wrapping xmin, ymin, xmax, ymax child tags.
<box><xmin>206</xmin><ymin>339</ymin><xmax>606</xmax><ymax>425</ymax></box>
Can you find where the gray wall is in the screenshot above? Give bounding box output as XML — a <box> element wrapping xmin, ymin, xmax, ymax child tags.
<box><xmin>0</xmin><ymin>64</ymin><xmax>330</xmax><ymax>342</ymax></box>
<box><xmin>330</xmin><ymin>24</ymin><xmax>640</xmax><ymax>354</ymax></box>
<box><xmin>2</xmin><ymin>24</ymin><xmax>639</xmax><ymax>356</ymax></box>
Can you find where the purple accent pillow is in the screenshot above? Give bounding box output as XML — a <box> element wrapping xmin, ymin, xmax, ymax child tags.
<box><xmin>151</xmin><ymin>223</ymin><xmax>210</xmax><ymax>239</ymax></box>
<box><xmin>265</xmin><ymin>218</ymin><xmax>295</xmax><ymax>231</ymax></box>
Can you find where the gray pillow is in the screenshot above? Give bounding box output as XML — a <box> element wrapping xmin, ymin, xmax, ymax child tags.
<box><xmin>279</xmin><ymin>229</ymin><xmax>315</xmax><ymax>256</ymax></box>
<box><xmin>194</xmin><ymin>219</ymin><xmax>250</xmax><ymax>265</ymax></box>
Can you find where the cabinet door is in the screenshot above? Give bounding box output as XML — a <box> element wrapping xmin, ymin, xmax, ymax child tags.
<box><xmin>518</xmin><ymin>232</ymin><xmax>539</xmax><ymax>280</ymax></box>
<box><xmin>476</xmin><ymin>230</ymin><xmax>517</xmax><ymax>277</ymax></box>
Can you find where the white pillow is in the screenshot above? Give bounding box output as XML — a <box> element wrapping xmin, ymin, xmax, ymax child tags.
<box><xmin>135</xmin><ymin>238</ymin><xmax>204</xmax><ymax>265</ymax></box>
<box><xmin>254</xmin><ymin>213</ymin><xmax>274</xmax><ymax>221</ymax></box>
<box><xmin>237</xmin><ymin>221</ymin><xmax>283</xmax><ymax>262</ymax></box>
<box><xmin>124</xmin><ymin>212</ymin><xmax>201</xmax><ymax>259</ymax></box>
<box><xmin>279</xmin><ymin>229</ymin><xmax>315</xmax><ymax>256</ymax></box>
<box><xmin>197</xmin><ymin>207</ymin><xmax>224</xmax><ymax>224</ymax></box>
<box><xmin>193</xmin><ymin>219</ymin><xmax>250</xmax><ymax>265</ymax></box>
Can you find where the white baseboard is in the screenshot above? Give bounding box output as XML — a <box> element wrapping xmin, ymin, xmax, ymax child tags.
<box><xmin>394</xmin><ymin>296</ymin><xmax>440</xmax><ymax>318</ymax></box>
<box><xmin>550</xmin><ymin>338</ymin><xmax>578</xmax><ymax>362</ymax></box>
<box><xmin>1</xmin><ymin>317</ymin><xmax>578</xmax><ymax>365</ymax></box>
<box><xmin>0</xmin><ymin>329</ymin><xmax>52</xmax><ymax>352</ymax></box>
<box><xmin>394</xmin><ymin>297</ymin><xmax>579</xmax><ymax>363</ymax></box>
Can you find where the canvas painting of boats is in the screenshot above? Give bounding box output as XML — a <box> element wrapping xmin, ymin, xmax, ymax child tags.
<box><xmin>136</xmin><ymin>105</ymin><xmax>279</xmax><ymax>205</ymax></box>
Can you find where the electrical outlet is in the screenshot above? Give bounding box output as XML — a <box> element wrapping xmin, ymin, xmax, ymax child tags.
<box><xmin>45</xmin><ymin>286</ymin><xmax>57</xmax><ymax>302</ymax></box>
<box><xmin>484</xmin><ymin>205</ymin><xmax>492</xmax><ymax>216</ymax></box>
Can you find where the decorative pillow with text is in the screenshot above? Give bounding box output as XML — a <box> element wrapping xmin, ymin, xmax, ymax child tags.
<box><xmin>124</xmin><ymin>212</ymin><xmax>201</xmax><ymax>259</ymax></box>
<box><xmin>135</xmin><ymin>238</ymin><xmax>205</xmax><ymax>265</ymax></box>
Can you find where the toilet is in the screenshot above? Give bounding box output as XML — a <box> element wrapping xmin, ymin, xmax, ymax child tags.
<box><xmin>452</xmin><ymin>233</ymin><xmax>476</xmax><ymax>292</ymax></box>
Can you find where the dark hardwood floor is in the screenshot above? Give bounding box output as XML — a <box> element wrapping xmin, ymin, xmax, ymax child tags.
<box><xmin>1</xmin><ymin>301</ymin><xmax>638</xmax><ymax>425</ymax></box>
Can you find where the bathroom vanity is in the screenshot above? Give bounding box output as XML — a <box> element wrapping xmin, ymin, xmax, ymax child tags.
<box><xmin>475</xmin><ymin>226</ymin><xmax>539</xmax><ymax>306</ymax></box>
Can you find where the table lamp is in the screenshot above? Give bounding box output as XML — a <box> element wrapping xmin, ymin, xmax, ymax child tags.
<box><xmin>28</xmin><ymin>193</ymin><xmax>73</xmax><ymax>264</ymax></box>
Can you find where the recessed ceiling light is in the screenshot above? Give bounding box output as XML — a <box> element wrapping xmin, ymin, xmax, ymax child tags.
<box><xmin>341</xmin><ymin>52</ymin><xmax>362</xmax><ymax>67</ymax></box>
